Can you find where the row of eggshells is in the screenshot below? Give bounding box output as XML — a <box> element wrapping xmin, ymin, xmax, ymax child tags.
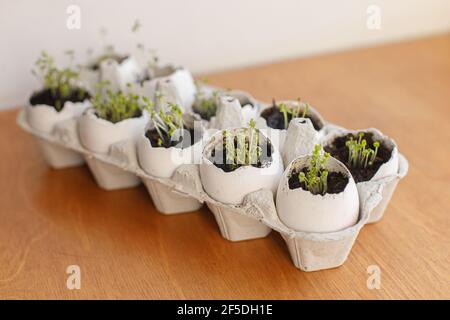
<box><xmin>26</xmin><ymin>55</ymin><xmax>399</xmax><ymax>234</ymax></box>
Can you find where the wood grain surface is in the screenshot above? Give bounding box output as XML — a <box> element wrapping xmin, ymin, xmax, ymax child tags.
<box><xmin>0</xmin><ymin>34</ymin><xmax>449</xmax><ymax>299</ymax></box>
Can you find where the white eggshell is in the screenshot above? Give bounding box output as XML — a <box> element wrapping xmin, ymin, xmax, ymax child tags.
<box><xmin>259</xmin><ymin>100</ymin><xmax>325</xmax><ymax>153</ymax></box>
<box><xmin>132</xmin><ymin>66</ymin><xmax>196</xmax><ymax>110</ymax></box>
<box><xmin>26</xmin><ymin>100</ymin><xmax>90</xmax><ymax>133</ymax></box>
<box><xmin>78</xmin><ymin>108</ymin><xmax>148</xmax><ymax>154</ymax></box>
<box><xmin>80</xmin><ymin>55</ymin><xmax>142</xmax><ymax>93</ymax></box>
<box><xmin>100</xmin><ymin>56</ymin><xmax>142</xmax><ymax>91</ymax></box>
<box><xmin>369</xmin><ymin>131</ymin><xmax>398</xmax><ymax>181</ymax></box>
<box><xmin>323</xmin><ymin>128</ymin><xmax>399</xmax><ymax>182</ymax></box>
<box><xmin>200</xmin><ymin>129</ymin><xmax>284</xmax><ymax>205</ymax></box>
<box><xmin>276</xmin><ymin>156</ymin><xmax>360</xmax><ymax>233</ymax></box>
<box><xmin>137</xmin><ymin>130</ymin><xmax>204</xmax><ymax>179</ymax></box>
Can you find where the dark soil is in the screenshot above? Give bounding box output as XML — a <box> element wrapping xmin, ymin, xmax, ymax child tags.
<box><xmin>90</xmin><ymin>55</ymin><xmax>128</xmax><ymax>71</ymax></box>
<box><xmin>193</xmin><ymin>95</ymin><xmax>254</xmax><ymax>121</ymax></box>
<box><xmin>323</xmin><ymin>132</ymin><xmax>392</xmax><ymax>183</ymax></box>
<box><xmin>146</xmin><ymin>128</ymin><xmax>201</xmax><ymax>149</ymax></box>
<box><xmin>210</xmin><ymin>136</ymin><xmax>274</xmax><ymax>173</ymax></box>
<box><xmin>97</xmin><ymin>108</ymin><xmax>142</xmax><ymax>124</ymax></box>
<box><xmin>260</xmin><ymin>102</ymin><xmax>322</xmax><ymax>131</ymax></box>
<box><xmin>29</xmin><ymin>88</ymin><xmax>90</xmax><ymax>111</ymax></box>
<box><xmin>193</xmin><ymin>102</ymin><xmax>217</xmax><ymax>121</ymax></box>
<box><xmin>288</xmin><ymin>168</ymin><xmax>349</xmax><ymax>194</ymax></box>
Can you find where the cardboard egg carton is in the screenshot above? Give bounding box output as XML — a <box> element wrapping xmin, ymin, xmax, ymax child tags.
<box><xmin>16</xmin><ymin>97</ymin><xmax>408</xmax><ymax>272</ymax></box>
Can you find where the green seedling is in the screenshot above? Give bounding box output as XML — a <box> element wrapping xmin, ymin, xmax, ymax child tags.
<box><xmin>222</xmin><ymin>119</ymin><xmax>263</xmax><ymax>169</ymax></box>
<box><xmin>279</xmin><ymin>103</ymin><xmax>290</xmax><ymax>129</ymax></box>
<box><xmin>346</xmin><ymin>132</ymin><xmax>380</xmax><ymax>168</ymax></box>
<box><xmin>193</xmin><ymin>79</ymin><xmax>219</xmax><ymax>120</ymax></box>
<box><xmin>298</xmin><ymin>144</ymin><xmax>330</xmax><ymax>195</ymax></box>
<box><xmin>277</xmin><ymin>98</ymin><xmax>309</xmax><ymax>129</ymax></box>
<box><xmin>224</xmin><ymin>129</ymin><xmax>235</xmax><ymax>166</ymax></box>
<box><xmin>247</xmin><ymin>119</ymin><xmax>260</xmax><ymax>165</ymax></box>
<box><xmin>91</xmin><ymin>82</ymin><xmax>153</xmax><ymax>123</ymax></box>
<box><xmin>31</xmin><ymin>51</ymin><xmax>85</xmax><ymax>111</ymax></box>
<box><xmin>148</xmin><ymin>101</ymin><xmax>185</xmax><ymax>147</ymax></box>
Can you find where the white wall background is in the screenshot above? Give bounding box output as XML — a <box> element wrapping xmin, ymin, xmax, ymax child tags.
<box><xmin>1</xmin><ymin>0</ymin><xmax>449</xmax><ymax>109</ymax></box>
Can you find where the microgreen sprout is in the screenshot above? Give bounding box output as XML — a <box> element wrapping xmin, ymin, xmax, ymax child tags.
<box><xmin>298</xmin><ymin>144</ymin><xmax>330</xmax><ymax>195</ymax></box>
<box><xmin>345</xmin><ymin>132</ymin><xmax>380</xmax><ymax>168</ymax></box>
<box><xmin>148</xmin><ymin>102</ymin><xmax>185</xmax><ymax>147</ymax></box>
<box><xmin>31</xmin><ymin>51</ymin><xmax>85</xmax><ymax>111</ymax></box>
<box><xmin>276</xmin><ymin>98</ymin><xmax>310</xmax><ymax>129</ymax></box>
<box><xmin>91</xmin><ymin>82</ymin><xmax>153</xmax><ymax>123</ymax></box>
<box><xmin>193</xmin><ymin>79</ymin><xmax>219</xmax><ymax>120</ymax></box>
<box><xmin>279</xmin><ymin>103</ymin><xmax>289</xmax><ymax>129</ymax></box>
<box><xmin>222</xmin><ymin>119</ymin><xmax>262</xmax><ymax>170</ymax></box>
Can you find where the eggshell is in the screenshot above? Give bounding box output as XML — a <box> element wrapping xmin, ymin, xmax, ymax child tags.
<box><xmin>26</xmin><ymin>100</ymin><xmax>89</xmax><ymax>133</ymax></box>
<box><xmin>80</xmin><ymin>56</ymin><xmax>142</xmax><ymax>93</ymax></box>
<box><xmin>138</xmin><ymin>128</ymin><xmax>204</xmax><ymax>179</ymax></box>
<box><xmin>259</xmin><ymin>100</ymin><xmax>325</xmax><ymax>153</ymax></box>
<box><xmin>322</xmin><ymin>128</ymin><xmax>400</xmax><ymax>224</ymax></box>
<box><xmin>25</xmin><ymin>100</ymin><xmax>89</xmax><ymax>168</ymax></box>
<box><xmin>78</xmin><ymin>108</ymin><xmax>148</xmax><ymax>154</ymax></box>
<box><xmin>322</xmin><ymin>128</ymin><xmax>399</xmax><ymax>182</ymax></box>
<box><xmin>200</xmin><ymin>128</ymin><xmax>284</xmax><ymax>205</ymax></box>
<box><xmin>131</xmin><ymin>66</ymin><xmax>196</xmax><ymax>111</ymax></box>
<box><xmin>276</xmin><ymin>156</ymin><xmax>359</xmax><ymax>233</ymax></box>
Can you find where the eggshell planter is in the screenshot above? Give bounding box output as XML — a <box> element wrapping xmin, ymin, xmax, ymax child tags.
<box><xmin>199</xmin><ymin>129</ymin><xmax>284</xmax><ymax>241</ymax></box>
<box><xmin>201</xmin><ymin>88</ymin><xmax>260</xmax><ymax>130</ymax></box>
<box><xmin>137</xmin><ymin>118</ymin><xmax>205</xmax><ymax>215</ymax></box>
<box><xmin>259</xmin><ymin>100</ymin><xmax>326</xmax><ymax>153</ymax></box>
<box><xmin>80</xmin><ymin>56</ymin><xmax>143</xmax><ymax>93</ymax></box>
<box><xmin>127</xmin><ymin>66</ymin><xmax>196</xmax><ymax>111</ymax></box>
<box><xmin>16</xmin><ymin>83</ymin><xmax>409</xmax><ymax>272</ymax></box>
<box><xmin>78</xmin><ymin>108</ymin><xmax>148</xmax><ymax>190</ymax></box>
<box><xmin>25</xmin><ymin>100</ymin><xmax>89</xmax><ymax>168</ymax></box>
<box><xmin>322</xmin><ymin>128</ymin><xmax>400</xmax><ymax>223</ymax></box>
<box><xmin>277</xmin><ymin>156</ymin><xmax>359</xmax><ymax>233</ymax></box>
<box><xmin>240</xmin><ymin>153</ymin><xmax>407</xmax><ymax>272</ymax></box>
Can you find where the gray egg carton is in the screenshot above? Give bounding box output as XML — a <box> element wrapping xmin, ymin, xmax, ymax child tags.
<box><xmin>17</xmin><ymin>97</ymin><xmax>408</xmax><ymax>272</ymax></box>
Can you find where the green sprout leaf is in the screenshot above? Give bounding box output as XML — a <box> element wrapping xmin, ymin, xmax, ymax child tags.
<box><xmin>297</xmin><ymin>144</ymin><xmax>330</xmax><ymax>195</ymax></box>
<box><xmin>32</xmin><ymin>51</ymin><xmax>84</xmax><ymax>111</ymax></box>
<box><xmin>91</xmin><ymin>83</ymin><xmax>150</xmax><ymax>123</ymax></box>
<box><xmin>346</xmin><ymin>132</ymin><xmax>380</xmax><ymax>169</ymax></box>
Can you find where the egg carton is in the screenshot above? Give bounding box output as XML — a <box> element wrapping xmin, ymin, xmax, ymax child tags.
<box><xmin>16</xmin><ymin>104</ymin><xmax>408</xmax><ymax>271</ymax></box>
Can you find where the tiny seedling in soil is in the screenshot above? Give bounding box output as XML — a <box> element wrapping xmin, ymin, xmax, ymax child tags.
<box><xmin>146</xmin><ymin>102</ymin><xmax>200</xmax><ymax>149</ymax></box>
<box><xmin>324</xmin><ymin>132</ymin><xmax>392</xmax><ymax>183</ymax></box>
<box><xmin>193</xmin><ymin>80</ymin><xmax>220</xmax><ymax>120</ymax></box>
<box><xmin>91</xmin><ymin>82</ymin><xmax>152</xmax><ymax>123</ymax></box>
<box><xmin>261</xmin><ymin>98</ymin><xmax>322</xmax><ymax>131</ymax></box>
<box><xmin>30</xmin><ymin>51</ymin><xmax>90</xmax><ymax>111</ymax></box>
<box><xmin>289</xmin><ymin>144</ymin><xmax>348</xmax><ymax>195</ymax></box>
<box><xmin>210</xmin><ymin>119</ymin><xmax>273</xmax><ymax>172</ymax></box>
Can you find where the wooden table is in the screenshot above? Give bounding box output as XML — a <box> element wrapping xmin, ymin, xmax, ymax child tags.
<box><xmin>1</xmin><ymin>34</ymin><xmax>449</xmax><ymax>300</ymax></box>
